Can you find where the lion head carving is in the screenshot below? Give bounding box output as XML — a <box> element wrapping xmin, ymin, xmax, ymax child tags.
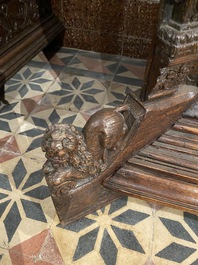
<box><xmin>42</xmin><ymin>123</ymin><xmax>103</xmax><ymax>175</ymax></box>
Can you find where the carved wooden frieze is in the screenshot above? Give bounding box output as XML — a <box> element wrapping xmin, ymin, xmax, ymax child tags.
<box><xmin>158</xmin><ymin>26</ymin><xmax>198</xmax><ymax>58</ymax></box>
<box><xmin>150</xmin><ymin>64</ymin><xmax>190</xmax><ymax>95</ymax></box>
<box><xmin>0</xmin><ymin>0</ymin><xmax>52</xmax><ymax>47</ymax></box>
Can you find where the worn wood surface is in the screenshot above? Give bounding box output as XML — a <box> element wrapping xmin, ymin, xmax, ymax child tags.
<box><xmin>141</xmin><ymin>0</ymin><xmax>198</xmax><ymax>101</ymax></box>
<box><xmin>52</xmin><ymin>177</ymin><xmax>121</xmax><ymax>225</ymax></box>
<box><xmin>98</xmin><ymin>85</ymin><xmax>198</xmax><ymax>183</ymax></box>
<box><xmin>42</xmin><ymin>85</ymin><xmax>198</xmax><ymax>224</ymax></box>
<box><xmin>104</xmin><ymin>102</ymin><xmax>198</xmax><ymax>214</ymax></box>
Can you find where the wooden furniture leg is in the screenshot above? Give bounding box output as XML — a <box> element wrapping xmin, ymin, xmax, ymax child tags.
<box><xmin>42</xmin><ymin>0</ymin><xmax>198</xmax><ymax>224</ymax></box>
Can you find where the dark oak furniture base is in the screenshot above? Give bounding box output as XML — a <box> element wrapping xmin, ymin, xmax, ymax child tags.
<box><xmin>52</xmin><ymin>178</ymin><xmax>121</xmax><ymax>225</ymax></box>
<box><xmin>42</xmin><ymin>86</ymin><xmax>198</xmax><ymax>224</ymax></box>
<box><xmin>0</xmin><ymin>0</ymin><xmax>63</xmax><ymax>102</ymax></box>
<box><xmin>0</xmin><ymin>15</ymin><xmax>63</xmax><ymax>89</ymax></box>
<box><xmin>104</xmin><ymin>104</ymin><xmax>198</xmax><ymax>214</ymax></box>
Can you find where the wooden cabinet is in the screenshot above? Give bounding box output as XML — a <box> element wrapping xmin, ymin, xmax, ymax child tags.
<box><xmin>0</xmin><ymin>0</ymin><xmax>63</xmax><ymax>91</ymax></box>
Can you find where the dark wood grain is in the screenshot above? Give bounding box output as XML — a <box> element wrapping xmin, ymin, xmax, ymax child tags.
<box><xmin>141</xmin><ymin>0</ymin><xmax>198</xmax><ymax>101</ymax></box>
<box><xmin>98</xmin><ymin>85</ymin><xmax>198</xmax><ymax>183</ymax></box>
<box><xmin>104</xmin><ymin>109</ymin><xmax>198</xmax><ymax>214</ymax></box>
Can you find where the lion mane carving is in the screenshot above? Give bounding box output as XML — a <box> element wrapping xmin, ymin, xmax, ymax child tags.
<box><xmin>42</xmin><ymin>105</ymin><xmax>129</xmax><ymax>194</ymax></box>
<box><xmin>42</xmin><ymin>123</ymin><xmax>104</xmax><ymax>194</ymax></box>
<box><xmin>42</xmin><ymin>123</ymin><xmax>102</xmax><ymax>173</ymax></box>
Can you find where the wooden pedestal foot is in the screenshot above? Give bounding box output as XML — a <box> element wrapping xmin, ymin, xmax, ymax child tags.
<box><xmin>50</xmin><ymin>178</ymin><xmax>120</xmax><ymax>225</ymax></box>
<box><xmin>42</xmin><ymin>85</ymin><xmax>198</xmax><ymax>224</ymax></box>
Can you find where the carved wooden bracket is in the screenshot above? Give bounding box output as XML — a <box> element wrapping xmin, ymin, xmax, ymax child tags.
<box><xmin>42</xmin><ymin>85</ymin><xmax>198</xmax><ymax>224</ymax></box>
<box><xmin>41</xmin><ymin>94</ymin><xmax>146</xmax><ymax>222</ymax></box>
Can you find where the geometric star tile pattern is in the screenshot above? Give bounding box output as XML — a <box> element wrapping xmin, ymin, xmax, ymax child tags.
<box><xmin>52</xmin><ymin>197</ymin><xmax>152</xmax><ymax>265</ymax></box>
<box><xmin>153</xmin><ymin>208</ymin><xmax>198</xmax><ymax>265</ymax></box>
<box><xmin>48</xmin><ymin>76</ymin><xmax>107</xmax><ymax>112</ymax></box>
<box><xmin>5</xmin><ymin>67</ymin><xmax>54</xmax><ymax>100</ymax></box>
<box><xmin>0</xmin><ymin>156</ymin><xmax>55</xmax><ymax>248</ymax></box>
<box><xmin>1</xmin><ymin>46</ymin><xmax>198</xmax><ymax>265</ymax></box>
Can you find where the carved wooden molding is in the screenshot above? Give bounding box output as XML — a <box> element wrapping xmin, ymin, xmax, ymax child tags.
<box><xmin>104</xmin><ymin>103</ymin><xmax>198</xmax><ymax>214</ymax></box>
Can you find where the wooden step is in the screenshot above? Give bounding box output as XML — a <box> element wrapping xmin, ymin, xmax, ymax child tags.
<box><xmin>104</xmin><ymin>104</ymin><xmax>198</xmax><ymax>214</ymax></box>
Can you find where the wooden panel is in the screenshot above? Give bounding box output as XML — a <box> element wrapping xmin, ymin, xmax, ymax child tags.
<box><xmin>51</xmin><ymin>0</ymin><xmax>159</xmax><ymax>58</ymax></box>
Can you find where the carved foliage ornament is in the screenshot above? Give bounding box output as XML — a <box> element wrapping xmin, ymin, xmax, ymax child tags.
<box><xmin>152</xmin><ymin>64</ymin><xmax>190</xmax><ymax>91</ymax></box>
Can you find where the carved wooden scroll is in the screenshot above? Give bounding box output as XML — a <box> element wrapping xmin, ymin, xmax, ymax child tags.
<box><xmin>42</xmin><ymin>0</ymin><xmax>198</xmax><ymax>224</ymax></box>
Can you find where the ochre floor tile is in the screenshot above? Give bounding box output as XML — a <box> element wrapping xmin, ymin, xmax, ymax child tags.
<box><xmin>51</xmin><ymin>197</ymin><xmax>153</xmax><ymax>265</ymax></box>
<box><xmin>0</xmin><ymin>136</ymin><xmax>21</xmax><ymax>163</ymax></box>
<box><xmin>9</xmin><ymin>229</ymin><xmax>64</xmax><ymax>265</ymax></box>
<box><xmin>10</xmin><ymin>229</ymin><xmax>49</xmax><ymax>257</ymax></box>
<box><xmin>38</xmin><ymin>230</ymin><xmax>64</xmax><ymax>265</ymax></box>
<box><xmin>10</xmin><ymin>252</ymin><xmax>33</xmax><ymax>265</ymax></box>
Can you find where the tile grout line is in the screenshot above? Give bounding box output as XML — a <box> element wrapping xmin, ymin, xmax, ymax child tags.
<box><xmin>147</xmin><ymin>207</ymin><xmax>157</xmax><ymax>264</ymax></box>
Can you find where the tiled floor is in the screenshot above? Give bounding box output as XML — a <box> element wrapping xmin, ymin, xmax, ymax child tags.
<box><xmin>0</xmin><ymin>47</ymin><xmax>198</xmax><ymax>265</ymax></box>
